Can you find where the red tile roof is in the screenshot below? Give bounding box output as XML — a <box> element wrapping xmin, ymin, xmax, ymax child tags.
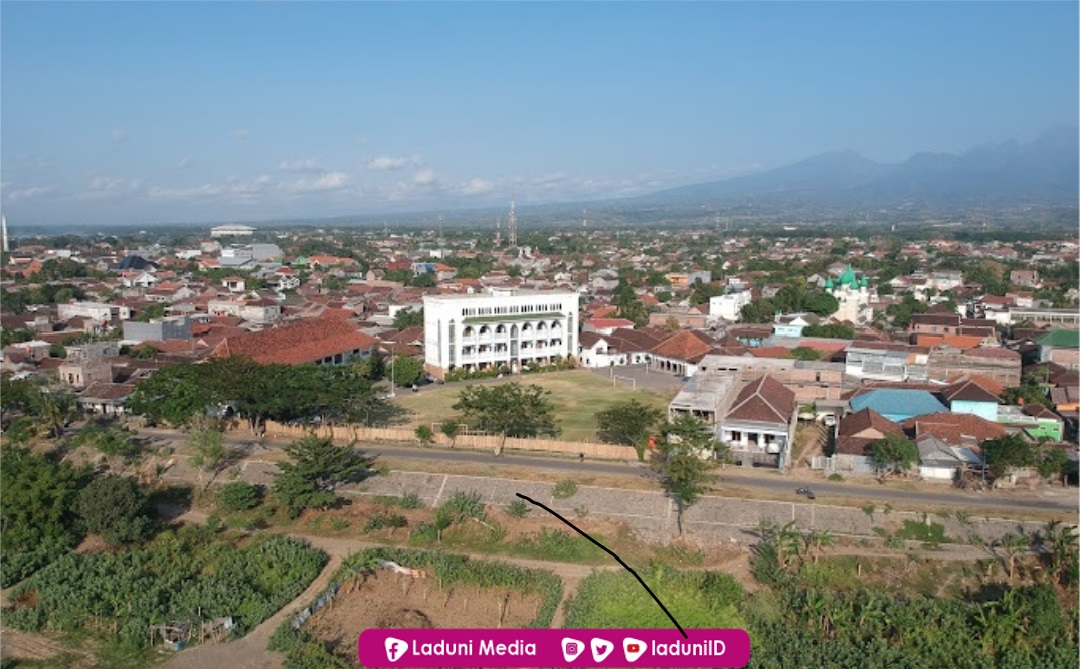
<box><xmin>836</xmin><ymin>408</ymin><xmax>904</xmax><ymax>456</ymax></box>
<box><xmin>650</xmin><ymin>330</ymin><xmax>714</xmax><ymax>362</ymax></box>
<box><xmin>724</xmin><ymin>375</ymin><xmax>795</xmax><ymax>425</ymax></box>
<box><xmin>210</xmin><ymin>317</ymin><xmax>378</xmax><ymax>365</ymax></box>
<box><xmin>901</xmin><ymin>412</ymin><xmax>1007</xmax><ymax>447</ymax></box>
<box><xmin>586</xmin><ymin>318</ymin><xmax>636</xmax><ymax>329</ymax></box>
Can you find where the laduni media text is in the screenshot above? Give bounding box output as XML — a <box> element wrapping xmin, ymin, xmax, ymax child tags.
<box><xmin>651</xmin><ymin>638</ymin><xmax>726</xmax><ymax>657</ymax></box>
<box><xmin>410</xmin><ymin>638</ymin><xmax>538</xmax><ymax>657</ymax></box>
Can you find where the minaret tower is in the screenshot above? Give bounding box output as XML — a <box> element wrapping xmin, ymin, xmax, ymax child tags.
<box><xmin>1</xmin><ymin>214</ymin><xmax>8</xmax><ymax>253</ymax></box>
<box><xmin>507</xmin><ymin>199</ymin><xmax>518</xmax><ymax>247</ymax></box>
<box><xmin>495</xmin><ymin>216</ymin><xmax>502</xmax><ymax>247</ymax></box>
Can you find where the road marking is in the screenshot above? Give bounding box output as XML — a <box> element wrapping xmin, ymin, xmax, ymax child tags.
<box><xmin>432</xmin><ymin>474</ymin><xmax>449</xmax><ymax>506</ymax></box>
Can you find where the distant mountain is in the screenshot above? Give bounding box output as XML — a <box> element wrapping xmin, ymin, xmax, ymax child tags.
<box><xmin>634</xmin><ymin>127</ymin><xmax>1079</xmax><ymax>210</ymax></box>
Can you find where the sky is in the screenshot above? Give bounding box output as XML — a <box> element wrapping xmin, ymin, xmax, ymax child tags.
<box><xmin>2</xmin><ymin>2</ymin><xmax>1077</xmax><ymax>227</ymax></box>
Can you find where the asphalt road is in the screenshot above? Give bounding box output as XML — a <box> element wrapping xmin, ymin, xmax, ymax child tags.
<box><xmin>364</xmin><ymin>442</ymin><xmax>1078</xmax><ymax>513</ymax></box>
<box><xmin>139</xmin><ymin>426</ymin><xmax>1076</xmax><ymax>513</ymax></box>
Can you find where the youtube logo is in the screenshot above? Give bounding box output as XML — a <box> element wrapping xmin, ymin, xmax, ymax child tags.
<box><xmin>623</xmin><ymin>637</ymin><xmax>647</xmax><ymax>663</ymax></box>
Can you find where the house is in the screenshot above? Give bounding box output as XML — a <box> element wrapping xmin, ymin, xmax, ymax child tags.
<box><xmin>1010</xmin><ymin>269</ymin><xmax>1040</xmax><ymax>288</ymax></box>
<box><xmin>649</xmin><ymin>330</ymin><xmax>715</xmax><ymax>377</ymax></box>
<box><xmin>772</xmin><ymin>313</ymin><xmax>818</xmax><ymax>338</ymax></box>
<box><xmin>647</xmin><ymin>305</ymin><xmax>709</xmax><ymax>330</ymax></box>
<box><xmin>1038</xmin><ymin>329</ymin><xmax>1080</xmax><ymax>370</ymax></box>
<box><xmin>207</xmin><ymin>296</ymin><xmax>281</xmax><ymax>325</ymax></box>
<box><xmin>845</xmin><ymin>343</ymin><xmax>929</xmax><ymax>382</ymax></box>
<box><xmin>583</xmin><ymin>318</ymin><xmax>635</xmax><ymax>336</ymax></box>
<box><xmin>835</xmin><ymin>408</ymin><xmax>905</xmax><ymax>456</ymax></box>
<box><xmin>210</xmin><ymin>317</ymin><xmax>378</xmax><ymax>365</ymax></box>
<box><xmin>122</xmin><ymin>316</ymin><xmax>193</xmax><ymax>344</ymax></box>
<box><xmin>938</xmin><ymin>377</ymin><xmax>1002</xmax><ymax>421</ymax></box>
<box><xmin>717</xmin><ymin>375</ymin><xmax>797</xmax><ymax>469</ymax></box>
<box><xmin>848</xmin><ymin>389</ymin><xmax>948</xmax><ymax>423</ymax></box>
<box><xmin>221</xmin><ymin>276</ymin><xmax>246</xmax><ymax>293</ymax></box>
<box><xmin>902</xmin><ymin>412</ymin><xmax>1007</xmax><ymax>449</ymax></box>
<box><xmin>79</xmin><ymin>382</ymin><xmax>137</xmax><ymax>416</ymax></box>
<box><xmin>709</xmin><ymin>289</ymin><xmax>752</xmax><ymax>322</ymax></box>
<box><xmin>697</xmin><ymin>354</ymin><xmax>846</xmax><ymax>403</ymax></box>
<box><xmin>996</xmin><ymin>404</ymin><xmax>1065</xmax><ymax>442</ymax></box>
<box><xmin>578</xmin><ymin>332</ymin><xmax>623</xmax><ymax>369</ymax></box>
<box><xmin>916</xmin><ymin>435</ymin><xmax>983</xmax><ymax>481</ymax></box>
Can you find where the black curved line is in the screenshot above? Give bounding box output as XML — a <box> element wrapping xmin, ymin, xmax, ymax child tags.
<box><xmin>515</xmin><ymin>492</ymin><xmax>687</xmax><ymax>638</ymax></box>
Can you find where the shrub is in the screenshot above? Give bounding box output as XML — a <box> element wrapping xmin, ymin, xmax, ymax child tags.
<box><xmin>438</xmin><ymin>491</ymin><xmax>486</xmax><ymax>523</ymax></box>
<box><xmin>218</xmin><ymin>482</ymin><xmax>262</xmax><ymax>512</ymax></box>
<box><xmin>76</xmin><ymin>475</ymin><xmax>154</xmax><ymax>546</ymax></box>
<box><xmin>399</xmin><ymin>492</ymin><xmax>424</xmax><ymax>509</ymax></box>
<box><xmin>828</xmin><ymin>473</ymin><xmax>844</xmax><ymax>482</ymax></box>
<box><xmin>506</xmin><ymin>500</ymin><xmax>531</xmax><ymax>518</ymax></box>
<box><xmin>415</xmin><ymin>425</ymin><xmax>434</xmax><ymax>445</ymax></box>
<box><xmin>552</xmin><ymin>479</ymin><xmax>578</xmax><ymax>499</ymax></box>
<box><xmin>364</xmin><ymin>513</ymin><xmax>407</xmax><ymax>533</ymax></box>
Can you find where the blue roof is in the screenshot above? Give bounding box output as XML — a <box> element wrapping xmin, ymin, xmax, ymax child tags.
<box><xmin>849</xmin><ymin>389</ymin><xmax>948</xmax><ymax>420</ymax></box>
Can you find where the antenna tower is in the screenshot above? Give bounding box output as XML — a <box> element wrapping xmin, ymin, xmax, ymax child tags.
<box><xmin>495</xmin><ymin>216</ymin><xmax>502</xmax><ymax>247</ymax></box>
<box><xmin>582</xmin><ymin>208</ymin><xmax>588</xmax><ymax>229</ymax></box>
<box><xmin>508</xmin><ymin>199</ymin><xmax>518</xmax><ymax>247</ymax></box>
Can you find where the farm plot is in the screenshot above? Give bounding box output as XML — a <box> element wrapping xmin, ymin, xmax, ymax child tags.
<box><xmin>273</xmin><ymin>547</ymin><xmax>564</xmax><ymax>669</ymax></box>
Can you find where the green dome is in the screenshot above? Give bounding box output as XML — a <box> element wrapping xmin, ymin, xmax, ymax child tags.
<box><xmin>860</xmin><ymin>276</ymin><xmax>869</xmax><ymax>288</ymax></box>
<box><xmin>838</xmin><ymin>265</ymin><xmax>857</xmax><ymax>286</ymax></box>
<box><xmin>825</xmin><ymin>277</ymin><xmax>834</xmax><ymax>289</ymax></box>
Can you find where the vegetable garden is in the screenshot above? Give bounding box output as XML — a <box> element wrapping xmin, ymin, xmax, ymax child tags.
<box><xmin>5</xmin><ymin>527</ymin><xmax>327</xmax><ymax>655</ymax></box>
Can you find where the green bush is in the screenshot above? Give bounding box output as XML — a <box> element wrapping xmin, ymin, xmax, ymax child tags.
<box><xmin>828</xmin><ymin>473</ymin><xmax>844</xmax><ymax>482</ymax></box>
<box><xmin>364</xmin><ymin>513</ymin><xmax>407</xmax><ymax>533</ymax></box>
<box><xmin>506</xmin><ymin>500</ymin><xmax>531</xmax><ymax>518</ymax></box>
<box><xmin>218</xmin><ymin>482</ymin><xmax>262</xmax><ymax>511</ymax></box>
<box><xmin>552</xmin><ymin>479</ymin><xmax>578</xmax><ymax>499</ymax></box>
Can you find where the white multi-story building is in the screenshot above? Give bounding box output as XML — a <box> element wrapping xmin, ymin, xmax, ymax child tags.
<box><xmin>423</xmin><ymin>290</ymin><xmax>579</xmax><ymax>379</ymax></box>
<box><xmin>709</xmin><ymin>290</ymin><xmax>752</xmax><ymax>322</ymax></box>
<box><xmin>57</xmin><ymin>301</ymin><xmax>132</xmax><ymax>323</ymax></box>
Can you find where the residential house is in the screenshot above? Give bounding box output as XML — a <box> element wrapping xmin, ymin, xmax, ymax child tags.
<box><xmin>647</xmin><ymin>305</ymin><xmax>709</xmax><ymax>330</ymax></box>
<box><xmin>996</xmin><ymin>404</ymin><xmax>1065</xmax><ymax>442</ymax></box>
<box><xmin>848</xmin><ymin>389</ymin><xmax>948</xmax><ymax>423</ymax></box>
<box><xmin>122</xmin><ymin>316</ymin><xmax>193</xmax><ymax>343</ymax></box>
<box><xmin>1038</xmin><ymin>329</ymin><xmax>1080</xmax><ymax>370</ymax></box>
<box><xmin>938</xmin><ymin>377</ymin><xmax>1002</xmax><ymax>421</ymax></box>
<box><xmin>772</xmin><ymin>313</ymin><xmax>818</xmax><ymax>338</ymax></box>
<box><xmin>709</xmin><ymin>289</ymin><xmax>752</xmax><ymax>322</ymax></box>
<box><xmin>717</xmin><ymin>375</ymin><xmax>797</xmax><ymax>468</ymax></box>
<box><xmin>79</xmin><ymin>382</ymin><xmax>137</xmax><ymax>416</ymax></box>
<box><xmin>844</xmin><ymin>343</ymin><xmax>929</xmax><ymax>382</ymax></box>
<box><xmin>835</xmin><ymin>408</ymin><xmax>904</xmax><ymax>456</ymax></box>
<box><xmin>916</xmin><ymin>435</ymin><xmax>983</xmax><ymax>481</ymax></box>
<box><xmin>902</xmin><ymin>412</ymin><xmax>1007</xmax><ymax>450</ymax></box>
<box><xmin>927</xmin><ymin>347</ymin><xmax>1022</xmax><ymax>388</ymax></box>
<box><xmin>650</xmin><ymin>330</ymin><xmax>715</xmax><ymax>377</ymax></box>
<box><xmin>1010</xmin><ymin>269</ymin><xmax>1040</xmax><ymax>288</ymax></box>
<box><xmin>207</xmin><ymin>296</ymin><xmax>282</xmax><ymax>325</ymax></box>
<box><xmin>583</xmin><ymin>318</ymin><xmax>636</xmax><ymax>336</ymax></box>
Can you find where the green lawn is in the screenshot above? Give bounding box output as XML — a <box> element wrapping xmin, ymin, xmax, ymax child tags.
<box><xmin>392</xmin><ymin>370</ymin><xmax>674</xmax><ymax>442</ymax></box>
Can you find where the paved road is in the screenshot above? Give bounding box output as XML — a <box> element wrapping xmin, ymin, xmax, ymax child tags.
<box><xmin>141</xmin><ymin>426</ymin><xmax>1076</xmax><ymax>513</ymax></box>
<box><xmin>364</xmin><ymin>443</ymin><xmax>1077</xmax><ymax>513</ymax></box>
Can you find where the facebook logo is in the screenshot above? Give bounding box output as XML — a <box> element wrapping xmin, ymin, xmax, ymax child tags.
<box><xmin>385</xmin><ymin>637</ymin><xmax>407</xmax><ymax>662</ymax></box>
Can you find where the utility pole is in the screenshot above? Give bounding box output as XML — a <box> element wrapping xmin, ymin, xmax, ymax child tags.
<box><xmin>508</xmin><ymin>199</ymin><xmax>518</xmax><ymax>247</ymax></box>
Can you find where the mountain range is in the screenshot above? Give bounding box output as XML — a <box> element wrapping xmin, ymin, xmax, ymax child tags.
<box><xmin>630</xmin><ymin>126</ymin><xmax>1078</xmax><ymax>212</ymax></box>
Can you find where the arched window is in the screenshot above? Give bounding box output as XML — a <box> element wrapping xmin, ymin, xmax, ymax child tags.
<box><xmin>463</xmin><ymin>326</ymin><xmax>474</xmax><ymax>337</ymax></box>
<box><xmin>479</xmin><ymin>325</ymin><xmax>490</xmax><ymax>335</ymax></box>
<box><xmin>496</xmin><ymin>324</ymin><xmax>506</xmax><ymax>334</ymax></box>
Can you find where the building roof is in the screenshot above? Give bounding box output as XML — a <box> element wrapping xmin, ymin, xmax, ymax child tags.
<box><xmin>902</xmin><ymin>412</ymin><xmax>1007</xmax><ymax>447</ymax></box>
<box><xmin>210</xmin><ymin>317</ymin><xmax>378</xmax><ymax>365</ymax></box>
<box><xmin>1038</xmin><ymin>329</ymin><xmax>1080</xmax><ymax>348</ymax></box>
<box><xmin>586</xmin><ymin>318</ymin><xmax>635</xmax><ymax>329</ymax></box>
<box><xmin>650</xmin><ymin>330</ymin><xmax>715</xmax><ymax>363</ymax></box>
<box><xmin>724</xmin><ymin>375</ymin><xmax>795</xmax><ymax>425</ymax></box>
<box><xmin>849</xmin><ymin>389</ymin><xmax>948</xmax><ymax>418</ymax></box>
<box><xmin>579</xmin><ymin>331</ymin><xmax>606</xmax><ymax>349</ymax></box>
<box><xmin>940</xmin><ymin>378</ymin><xmax>1002</xmax><ymax>405</ymax></box>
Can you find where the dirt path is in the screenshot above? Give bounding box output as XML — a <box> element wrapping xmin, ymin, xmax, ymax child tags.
<box><xmin>0</xmin><ymin>628</ymin><xmax>94</xmax><ymax>668</ymax></box>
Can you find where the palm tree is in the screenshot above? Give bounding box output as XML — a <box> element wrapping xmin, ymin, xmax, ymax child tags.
<box><xmin>993</xmin><ymin>533</ymin><xmax>1029</xmax><ymax>583</ymax></box>
<box><xmin>804</xmin><ymin>529</ymin><xmax>837</xmax><ymax>564</ymax></box>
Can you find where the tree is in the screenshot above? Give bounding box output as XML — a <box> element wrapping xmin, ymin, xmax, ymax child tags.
<box><xmin>869</xmin><ymin>434</ymin><xmax>919</xmax><ymax>475</ymax></box>
<box><xmin>48</xmin><ymin>342</ymin><xmax>67</xmax><ymax>359</ymax></box>
<box><xmin>273</xmin><ymin>436</ymin><xmax>375</xmax><ymax>517</ymax></box>
<box><xmin>217</xmin><ymin>481</ymin><xmax>262</xmax><ymax>512</ymax></box>
<box><xmin>32</xmin><ymin>386</ymin><xmax>78</xmax><ymax>440</ymax></box>
<box><xmin>652</xmin><ymin>415</ymin><xmax>720</xmax><ymax>534</ymax></box>
<box><xmin>393</xmin><ymin>308</ymin><xmax>424</xmax><ymax>330</ymax></box>
<box><xmin>388</xmin><ymin>355</ymin><xmax>425</xmax><ymax>387</ymax></box>
<box><xmin>613</xmin><ymin>279</ymin><xmax>649</xmax><ymax>326</ymax></box>
<box><xmin>415</xmin><ymin>424</ymin><xmax>434</xmax><ymax>445</ymax></box>
<box><xmin>1001</xmin><ymin>385</ymin><xmax>1053</xmax><ymax>409</ymax></box>
<box><xmin>353</xmin><ymin>350</ymin><xmax>386</xmax><ymax>382</ymax></box>
<box><xmin>790</xmin><ymin>347</ymin><xmax>823</xmax><ymax>361</ymax></box>
<box><xmin>72</xmin><ymin>420</ymin><xmax>142</xmax><ymax>473</ymax></box>
<box><xmin>188</xmin><ymin>415</ymin><xmax>237</xmax><ymax>491</ymax></box>
<box><xmin>802</xmin><ymin>323</ymin><xmax>855</xmax><ymax>339</ymax></box>
<box><xmin>410</xmin><ymin>272</ymin><xmax>436</xmax><ymax>288</ymax></box>
<box><xmin>0</xmin><ymin>448</ymin><xmax>91</xmax><ymax>586</ymax></box>
<box><xmin>135</xmin><ymin>303</ymin><xmax>167</xmax><ymax>322</ymax></box>
<box><xmin>594</xmin><ymin>399</ymin><xmax>665</xmax><ymax>447</ymax></box>
<box><xmin>1037</xmin><ymin>445</ymin><xmax>1069</xmax><ymax>485</ymax></box>
<box><xmin>76</xmin><ymin>476</ymin><xmax>154</xmax><ymax>546</ymax></box>
<box><xmin>452</xmin><ymin>382</ymin><xmax>559</xmax><ymax>455</ymax></box>
<box><xmin>440</xmin><ymin>422</ymin><xmax>460</xmax><ymax>448</ymax></box>
<box><xmin>982</xmin><ymin>434</ymin><xmax>1036</xmax><ymax>481</ymax></box>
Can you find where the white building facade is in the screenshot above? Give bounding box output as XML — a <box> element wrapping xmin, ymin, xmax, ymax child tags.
<box><xmin>423</xmin><ymin>290</ymin><xmax>579</xmax><ymax>379</ymax></box>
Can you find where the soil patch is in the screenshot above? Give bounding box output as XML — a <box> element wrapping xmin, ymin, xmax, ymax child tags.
<box><xmin>307</xmin><ymin>570</ymin><xmax>544</xmax><ymax>655</ymax></box>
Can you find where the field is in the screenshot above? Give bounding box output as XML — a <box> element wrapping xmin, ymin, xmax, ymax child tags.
<box><xmin>273</xmin><ymin>547</ymin><xmax>564</xmax><ymax>669</ymax></box>
<box><xmin>393</xmin><ymin>370</ymin><xmax>675</xmax><ymax>441</ymax></box>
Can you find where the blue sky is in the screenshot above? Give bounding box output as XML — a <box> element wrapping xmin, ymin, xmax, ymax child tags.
<box><xmin>2</xmin><ymin>2</ymin><xmax>1076</xmax><ymax>226</ymax></box>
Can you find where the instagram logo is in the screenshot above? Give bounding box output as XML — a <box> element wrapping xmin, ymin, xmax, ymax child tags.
<box><xmin>384</xmin><ymin>637</ymin><xmax>407</xmax><ymax>662</ymax></box>
<box><xmin>562</xmin><ymin>637</ymin><xmax>585</xmax><ymax>662</ymax></box>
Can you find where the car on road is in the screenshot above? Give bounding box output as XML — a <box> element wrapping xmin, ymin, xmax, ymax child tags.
<box><xmin>796</xmin><ymin>487</ymin><xmax>816</xmax><ymax>500</ymax></box>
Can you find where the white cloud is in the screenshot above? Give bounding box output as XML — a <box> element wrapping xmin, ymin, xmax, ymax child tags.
<box><xmin>366</xmin><ymin>155</ymin><xmax>410</xmax><ymax>171</ymax></box>
<box><xmin>283</xmin><ymin>171</ymin><xmax>350</xmax><ymax>195</ymax></box>
<box><xmin>279</xmin><ymin>158</ymin><xmax>324</xmax><ymax>173</ymax></box>
<box><xmin>413</xmin><ymin>168</ymin><xmax>438</xmax><ymax>186</ymax></box>
<box><xmin>233</xmin><ymin>129</ymin><xmax>250</xmax><ymax>141</ymax></box>
<box><xmin>458</xmin><ymin>178</ymin><xmax>495</xmax><ymax>196</ymax></box>
<box><xmin>147</xmin><ymin>175</ymin><xmax>272</xmax><ymax>201</ymax></box>
<box><xmin>111</xmin><ymin>128</ymin><xmax>128</xmax><ymax>143</ymax></box>
<box><xmin>76</xmin><ymin>177</ymin><xmax>143</xmax><ymax>200</ymax></box>
<box><xmin>176</xmin><ymin>157</ymin><xmax>193</xmax><ymax>169</ymax></box>
<box><xmin>5</xmin><ymin>185</ymin><xmax>57</xmax><ymax>202</ymax></box>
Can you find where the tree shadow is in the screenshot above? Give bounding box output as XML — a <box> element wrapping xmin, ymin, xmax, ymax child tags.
<box><xmin>149</xmin><ymin>484</ymin><xmax>194</xmax><ymax>521</ymax></box>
